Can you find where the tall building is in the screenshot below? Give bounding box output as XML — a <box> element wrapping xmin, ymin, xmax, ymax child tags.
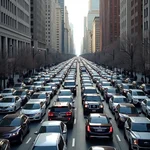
<box><xmin>58</xmin><ymin>0</ymin><xmax>64</xmax><ymax>53</ymax></box>
<box><xmin>100</xmin><ymin>0</ymin><xmax>120</xmax><ymax>51</ymax></box>
<box><xmin>0</xmin><ymin>0</ymin><xmax>31</xmax><ymax>58</ymax></box>
<box><xmin>92</xmin><ymin>17</ymin><xmax>100</xmax><ymax>53</ymax></box>
<box><xmin>89</xmin><ymin>0</ymin><xmax>99</xmax><ymax>11</ymax></box>
<box><xmin>31</xmin><ymin>0</ymin><xmax>46</xmax><ymax>50</ymax></box>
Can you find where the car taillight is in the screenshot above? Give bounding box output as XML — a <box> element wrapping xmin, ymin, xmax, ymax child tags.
<box><xmin>87</xmin><ymin>125</ymin><xmax>90</xmax><ymax>132</ymax></box>
<box><xmin>48</xmin><ymin>112</ymin><xmax>54</xmax><ymax>116</ymax></box>
<box><xmin>66</xmin><ymin>111</ymin><xmax>72</xmax><ymax>116</ymax></box>
<box><xmin>109</xmin><ymin>126</ymin><xmax>113</xmax><ymax>132</ymax></box>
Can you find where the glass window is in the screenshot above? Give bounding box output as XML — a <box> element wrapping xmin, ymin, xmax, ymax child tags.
<box><xmin>39</xmin><ymin>126</ymin><xmax>60</xmax><ymax>133</ymax></box>
<box><xmin>132</xmin><ymin>123</ymin><xmax>150</xmax><ymax>132</ymax></box>
<box><xmin>23</xmin><ymin>104</ymin><xmax>40</xmax><ymax>109</ymax></box>
<box><xmin>0</xmin><ymin>98</ymin><xmax>14</xmax><ymax>103</ymax></box>
<box><xmin>51</xmin><ymin>107</ymin><xmax>69</xmax><ymax>112</ymax></box>
<box><xmin>0</xmin><ymin>118</ymin><xmax>20</xmax><ymax>127</ymax></box>
<box><xmin>119</xmin><ymin>107</ymin><xmax>138</xmax><ymax>114</ymax></box>
<box><xmin>90</xmin><ymin>116</ymin><xmax>109</xmax><ymax>124</ymax></box>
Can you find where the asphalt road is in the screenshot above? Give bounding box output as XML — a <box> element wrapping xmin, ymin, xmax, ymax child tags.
<box><xmin>0</xmin><ymin>61</ymin><xmax>145</xmax><ymax>150</ymax></box>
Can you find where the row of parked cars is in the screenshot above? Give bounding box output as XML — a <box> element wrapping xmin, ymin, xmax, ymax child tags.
<box><xmin>0</xmin><ymin>58</ymin><xmax>79</xmax><ymax>150</ymax></box>
<box><xmin>80</xmin><ymin>58</ymin><xmax>150</xmax><ymax>150</ymax></box>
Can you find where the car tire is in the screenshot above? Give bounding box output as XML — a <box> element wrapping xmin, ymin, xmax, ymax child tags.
<box><xmin>27</xmin><ymin>126</ymin><xmax>30</xmax><ymax>134</ymax></box>
<box><xmin>117</xmin><ymin>120</ymin><xmax>121</xmax><ymax>128</ymax></box>
<box><xmin>129</xmin><ymin>141</ymin><xmax>132</xmax><ymax>150</ymax></box>
<box><xmin>19</xmin><ymin>133</ymin><xmax>23</xmax><ymax>144</ymax></box>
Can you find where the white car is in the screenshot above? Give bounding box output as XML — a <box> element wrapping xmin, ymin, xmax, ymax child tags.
<box><xmin>1</xmin><ymin>88</ymin><xmax>16</xmax><ymax>97</ymax></box>
<box><xmin>141</xmin><ymin>99</ymin><xmax>150</xmax><ymax>117</ymax></box>
<box><xmin>0</xmin><ymin>96</ymin><xmax>21</xmax><ymax>113</ymax></box>
<box><xmin>127</xmin><ymin>89</ymin><xmax>148</xmax><ymax>105</ymax></box>
<box><xmin>21</xmin><ymin>101</ymin><xmax>46</xmax><ymax>121</ymax></box>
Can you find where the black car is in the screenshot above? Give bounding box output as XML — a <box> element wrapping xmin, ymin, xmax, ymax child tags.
<box><xmin>0</xmin><ymin>114</ymin><xmax>30</xmax><ymax>144</ymax></box>
<box><xmin>83</xmin><ymin>94</ymin><xmax>104</xmax><ymax>115</ymax></box>
<box><xmin>85</xmin><ymin>113</ymin><xmax>113</xmax><ymax>140</ymax></box>
<box><xmin>48</xmin><ymin>102</ymin><xmax>74</xmax><ymax>128</ymax></box>
<box><xmin>63</xmin><ymin>80</ymin><xmax>78</xmax><ymax>96</ymax></box>
<box><xmin>0</xmin><ymin>139</ymin><xmax>10</xmax><ymax>150</ymax></box>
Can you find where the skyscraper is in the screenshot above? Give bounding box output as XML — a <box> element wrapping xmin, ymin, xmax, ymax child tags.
<box><xmin>89</xmin><ymin>0</ymin><xmax>99</xmax><ymax>11</ymax></box>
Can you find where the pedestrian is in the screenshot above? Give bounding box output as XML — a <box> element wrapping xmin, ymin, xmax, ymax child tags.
<box><xmin>141</xmin><ymin>77</ymin><xmax>144</xmax><ymax>83</ymax></box>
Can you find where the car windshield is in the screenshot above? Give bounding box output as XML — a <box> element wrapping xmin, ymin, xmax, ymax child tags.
<box><xmin>132</xmin><ymin>123</ymin><xmax>150</xmax><ymax>132</ymax></box>
<box><xmin>123</xmin><ymin>85</ymin><xmax>130</xmax><ymax>89</ymax></box>
<box><xmin>39</xmin><ymin>126</ymin><xmax>60</xmax><ymax>133</ymax></box>
<box><xmin>23</xmin><ymin>104</ymin><xmax>40</xmax><ymax>109</ymax></box>
<box><xmin>33</xmin><ymin>146</ymin><xmax>57</xmax><ymax>150</ymax></box>
<box><xmin>102</xmin><ymin>83</ymin><xmax>111</xmax><ymax>86</ymax></box>
<box><xmin>0</xmin><ymin>118</ymin><xmax>20</xmax><ymax>127</ymax></box>
<box><xmin>58</xmin><ymin>98</ymin><xmax>72</xmax><ymax>102</ymax></box>
<box><xmin>14</xmin><ymin>84</ymin><xmax>21</xmax><ymax>87</ymax></box>
<box><xmin>132</xmin><ymin>91</ymin><xmax>145</xmax><ymax>96</ymax></box>
<box><xmin>2</xmin><ymin>90</ymin><xmax>11</xmax><ymax>93</ymax></box>
<box><xmin>64</xmin><ymin>82</ymin><xmax>75</xmax><ymax>86</ymax></box>
<box><xmin>90</xmin><ymin>116</ymin><xmax>109</xmax><ymax>124</ymax></box>
<box><xmin>107</xmin><ymin>89</ymin><xmax>116</xmax><ymax>93</ymax></box>
<box><xmin>59</xmin><ymin>91</ymin><xmax>72</xmax><ymax>96</ymax></box>
<box><xmin>31</xmin><ymin>94</ymin><xmax>46</xmax><ymax>99</ymax></box>
<box><xmin>147</xmin><ymin>101</ymin><xmax>150</xmax><ymax>106</ymax></box>
<box><xmin>86</xmin><ymin>96</ymin><xmax>101</xmax><ymax>101</ymax></box>
<box><xmin>40</xmin><ymin>88</ymin><xmax>51</xmax><ymax>91</ymax></box>
<box><xmin>0</xmin><ymin>98</ymin><xmax>14</xmax><ymax>103</ymax></box>
<box><xmin>113</xmin><ymin>98</ymin><xmax>128</xmax><ymax>103</ymax></box>
<box><xmin>34</xmin><ymin>83</ymin><xmax>42</xmax><ymax>85</ymax></box>
<box><xmin>146</xmin><ymin>85</ymin><xmax>150</xmax><ymax>89</ymax></box>
<box><xmin>51</xmin><ymin>107</ymin><xmax>69</xmax><ymax>112</ymax></box>
<box><xmin>14</xmin><ymin>91</ymin><xmax>26</xmax><ymax>95</ymax></box>
<box><xmin>25</xmin><ymin>86</ymin><xmax>33</xmax><ymax>90</ymax></box>
<box><xmin>84</xmin><ymin>89</ymin><xmax>97</xmax><ymax>94</ymax></box>
<box><xmin>119</xmin><ymin>107</ymin><xmax>138</xmax><ymax>114</ymax></box>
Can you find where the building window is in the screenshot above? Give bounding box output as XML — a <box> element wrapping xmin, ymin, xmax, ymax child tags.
<box><xmin>144</xmin><ymin>8</ymin><xmax>148</xmax><ymax>18</ymax></box>
<box><xmin>144</xmin><ymin>21</ymin><xmax>148</xmax><ymax>30</ymax></box>
<box><xmin>144</xmin><ymin>0</ymin><xmax>148</xmax><ymax>5</ymax></box>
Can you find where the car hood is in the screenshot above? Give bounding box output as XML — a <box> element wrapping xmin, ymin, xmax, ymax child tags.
<box><xmin>85</xmin><ymin>101</ymin><xmax>100</xmax><ymax>105</ymax></box>
<box><xmin>0</xmin><ymin>126</ymin><xmax>20</xmax><ymax>134</ymax></box>
<box><xmin>132</xmin><ymin>96</ymin><xmax>148</xmax><ymax>99</ymax></box>
<box><xmin>21</xmin><ymin>109</ymin><xmax>41</xmax><ymax>114</ymax></box>
<box><xmin>1</xmin><ymin>93</ymin><xmax>12</xmax><ymax>96</ymax></box>
<box><xmin>119</xmin><ymin>113</ymin><xmax>139</xmax><ymax>118</ymax></box>
<box><xmin>132</xmin><ymin>131</ymin><xmax>150</xmax><ymax>139</ymax></box>
<box><xmin>0</xmin><ymin>103</ymin><xmax>15</xmax><ymax>107</ymax></box>
<box><xmin>64</xmin><ymin>86</ymin><xmax>76</xmax><ymax>88</ymax></box>
<box><xmin>30</xmin><ymin>99</ymin><xmax>46</xmax><ymax>102</ymax></box>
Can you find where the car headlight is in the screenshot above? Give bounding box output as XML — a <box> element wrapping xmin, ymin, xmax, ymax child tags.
<box><xmin>35</xmin><ymin>112</ymin><xmax>41</xmax><ymax>116</ymax></box>
<box><xmin>133</xmin><ymin>139</ymin><xmax>138</xmax><ymax>145</ymax></box>
<box><xmin>9</xmin><ymin>105</ymin><xmax>14</xmax><ymax>108</ymax></box>
<box><xmin>9</xmin><ymin>130</ymin><xmax>20</xmax><ymax>137</ymax></box>
<box><xmin>84</xmin><ymin>104</ymin><xmax>88</xmax><ymax>108</ymax></box>
<box><xmin>99</xmin><ymin>105</ymin><xmax>103</xmax><ymax>108</ymax></box>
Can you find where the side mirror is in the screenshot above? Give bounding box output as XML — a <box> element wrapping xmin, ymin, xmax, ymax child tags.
<box><xmin>34</xmin><ymin>131</ymin><xmax>39</xmax><ymax>134</ymax></box>
<box><xmin>115</xmin><ymin>110</ymin><xmax>118</xmax><ymax>113</ymax></box>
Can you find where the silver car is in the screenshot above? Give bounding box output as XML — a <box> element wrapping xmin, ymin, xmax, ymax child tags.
<box><xmin>1</xmin><ymin>88</ymin><xmax>16</xmax><ymax>97</ymax></box>
<box><xmin>35</xmin><ymin>121</ymin><xmax>67</xmax><ymax>143</ymax></box>
<box><xmin>141</xmin><ymin>99</ymin><xmax>150</xmax><ymax>117</ymax></box>
<box><xmin>0</xmin><ymin>96</ymin><xmax>21</xmax><ymax>113</ymax></box>
<box><xmin>20</xmin><ymin>101</ymin><xmax>46</xmax><ymax>121</ymax></box>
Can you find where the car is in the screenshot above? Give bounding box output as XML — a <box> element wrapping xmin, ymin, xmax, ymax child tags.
<box><xmin>48</xmin><ymin>102</ymin><xmax>74</xmax><ymax>128</ymax></box>
<box><xmin>57</xmin><ymin>96</ymin><xmax>75</xmax><ymax>108</ymax></box>
<box><xmin>119</xmin><ymin>83</ymin><xmax>134</xmax><ymax>96</ymax></box>
<box><xmin>83</xmin><ymin>94</ymin><xmax>104</xmax><ymax>115</ymax></box>
<box><xmin>85</xmin><ymin>113</ymin><xmax>113</xmax><ymax>140</ymax></box>
<box><xmin>13</xmin><ymin>89</ymin><xmax>30</xmax><ymax>106</ymax></box>
<box><xmin>0</xmin><ymin>96</ymin><xmax>22</xmax><ymax>113</ymax></box>
<box><xmin>35</xmin><ymin>121</ymin><xmax>67</xmax><ymax>143</ymax></box>
<box><xmin>127</xmin><ymin>89</ymin><xmax>148</xmax><ymax>105</ymax></box>
<box><xmin>141</xmin><ymin>99</ymin><xmax>150</xmax><ymax>117</ymax></box>
<box><xmin>139</xmin><ymin>84</ymin><xmax>150</xmax><ymax>97</ymax></box>
<box><xmin>1</xmin><ymin>88</ymin><xmax>16</xmax><ymax>97</ymax></box>
<box><xmin>46</xmin><ymin>83</ymin><xmax>58</xmax><ymax>94</ymax></box>
<box><xmin>62</xmin><ymin>80</ymin><xmax>77</xmax><ymax>96</ymax></box>
<box><xmin>97</xmin><ymin>82</ymin><xmax>112</xmax><ymax>95</ymax></box>
<box><xmin>31</xmin><ymin>133</ymin><xmax>67</xmax><ymax>150</ymax></box>
<box><xmin>109</xmin><ymin>95</ymin><xmax>129</xmax><ymax>113</ymax></box>
<box><xmin>20</xmin><ymin>101</ymin><xmax>46</xmax><ymax>121</ymax></box>
<box><xmin>50</xmin><ymin>78</ymin><xmax>61</xmax><ymax>88</ymax></box>
<box><xmin>0</xmin><ymin>139</ymin><xmax>10</xmax><ymax>150</ymax></box>
<box><xmin>115</xmin><ymin>103</ymin><xmax>140</xmax><ymax>128</ymax></box>
<box><xmin>58</xmin><ymin>89</ymin><xmax>73</xmax><ymax>98</ymax></box>
<box><xmin>0</xmin><ymin>114</ymin><xmax>30</xmax><ymax>144</ymax></box>
<box><xmin>23</xmin><ymin>78</ymin><xmax>33</xmax><ymax>85</ymax></box>
<box><xmin>124</xmin><ymin>117</ymin><xmax>150</xmax><ymax>150</ymax></box>
<box><xmin>81</xmin><ymin>83</ymin><xmax>93</xmax><ymax>89</ymax></box>
<box><xmin>13</xmin><ymin>83</ymin><xmax>26</xmax><ymax>90</ymax></box>
<box><xmin>30</xmin><ymin>92</ymin><xmax>50</xmax><ymax>106</ymax></box>
<box><xmin>40</xmin><ymin>86</ymin><xmax>54</xmax><ymax>99</ymax></box>
<box><xmin>33</xmin><ymin>81</ymin><xmax>45</xmax><ymax>91</ymax></box>
<box><xmin>88</xmin><ymin>146</ymin><xmax>117</xmax><ymax>150</ymax></box>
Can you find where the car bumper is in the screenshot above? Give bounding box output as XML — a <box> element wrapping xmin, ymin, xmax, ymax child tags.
<box><xmin>84</xmin><ymin>108</ymin><xmax>103</xmax><ymax>114</ymax></box>
<box><xmin>131</xmin><ymin>144</ymin><xmax>150</xmax><ymax>150</ymax></box>
<box><xmin>0</xmin><ymin>134</ymin><xmax>20</xmax><ymax>143</ymax></box>
<box><xmin>0</xmin><ymin>108</ymin><xmax>14</xmax><ymax>113</ymax></box>
<box><xmin>25</xmin><ymin>114</ymin><xmax>41</xmax><ymax>121</ymax></box>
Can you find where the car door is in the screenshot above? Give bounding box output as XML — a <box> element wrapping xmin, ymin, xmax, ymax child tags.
<box><xmin>141</xmin><ymin>99</ymin><xmax>147</xmax><ymax>113</ymax></box>
<box><xmin>58</xmin><ymin>135</ymin><xmax>67</xmax><ymax>150</ymax></box>
<box><xmin>40</xmin><ymin>102</ymin><xmax>45</xmax><ymax>116</ymax></box>
<box><xmin>15</xmin><ymin>97</ymin><xmax>20</xmax><ymax>109</ymax></box>
<box><xmin>61</xmin><ymin>122</ymin><xmax>67</xmax><ymax>141</ymax></box>
<box><xmin>109</xmin><ymin>97</ymin><xmax>113</xmax><ymax>110</ymax></box>
<box><xmin>21</xmin><ymin>116</ymin><xmax>28</xmax><ymax>135</ymax></box>
<box><xmin>124</xmin><ymin>118</ymin><xmax>131</xmax><ymax>141</ymax></box>
<box><xmin>115</xmin><ymin>105</ymin><xmax>120</xmax><ymax>120</ymax></box>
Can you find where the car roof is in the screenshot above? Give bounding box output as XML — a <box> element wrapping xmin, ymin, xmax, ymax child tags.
<box><xmin>27</xmin><ymin>101</ymin><xmax>41</xmax><ymax>104</ymax></box>
<box><xmin>89</xmin><ymin>113</ymin><xmax>107</xmax><ymax>118</ymax></box>
<box><xmin>113</xmin><ymin>95</ymin><xmax>126</xmax><ymax>98</ymax></box>
<box><xmin>3</xmin><ymin>88</ymin><xmax>14</xmax><ymax>90</ymax></box>
<box><xmin>41</xmin><ymin>121</ymin><xmax>61</xmax><ymax>126</ymax></box>
<box><xmin>34</xmin><ymin>133</ymin><xmax>60</xmax><ymax>146</ymax></box>
<box><xmin>60</xmin><ymin>89</ymin><xmax>71</xmax><ymax>91</ymax></box>
<box><xmin>64</xmin><ymin>80</ymin><xmax>75</xmax><ymax>82</ymax></box>
<box><xmin>130</xmin><ymin>117</ymin><xmax>150</xmax><ymax>123</ymax></box>
<box><xmin>53</xmin><ymin>102</ymin><xmax>69</xmax><ymax>106</ymax></box>
<box><xmin>4</xmin><ymin>114</ymin><xmax>23</xmax><ymax>119</ymax></box>
<box><xmin>33</xmin><ymin>92</ymin><xmax>46</xmax><ymax>94</ymax></box>
<box><xmin>3</xmin><ymin>96</ymin><xmax>18</xmax><ymax>98</ymax></box>
<box><xmin>84</xmin><ymin>87</ymin><xmax>96</xmax><ymax>89</ymax></box>
<box><xmin>118</xmin><ymin>103</ymin><xmax>135</xmax><ymax>107</ymax></box>
<box><xmin>58</xmin><ymin>96</ymin><xmax>72</xmax><ymax>98</ymax></box>
<box><xmin>85</xmin><ymin>94</ymin><xmax>101</xmax><ymax>96</ymax></box>
<box><xmin>129</xmin><ymin>89</ymin><xmax>143</xmax><ymax>92</ymax></box>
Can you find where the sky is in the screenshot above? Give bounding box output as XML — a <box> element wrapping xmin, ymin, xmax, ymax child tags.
<box><xmin>65</xmin><ymin>0</ymin><xmax>88</xmax><ymax>55</ymax></box>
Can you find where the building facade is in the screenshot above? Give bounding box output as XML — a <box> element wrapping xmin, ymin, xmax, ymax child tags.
<box><xmin>31</xmin><ymin>0</ymin><xmax>46</xmax><ymax>50</ymax></box>
<box><xmin>92</xmin><ymin>17</ymin><xmax>100</xmax><ymax>53</ymax></box>
<box><xmin>0</xmin><ymin>0</ymin><xmax>31</xmax><ymax>58</ymax></box>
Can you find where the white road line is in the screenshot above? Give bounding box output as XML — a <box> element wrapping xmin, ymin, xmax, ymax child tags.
<box><xmin>74</xmin><ymin>118</ymin><xmax>76</xmax><ymax>124</ymax></box>
<box><xmin>116</xmin><ymin>134</ymin><xmax>121</xmax><ymax>141</ymax></box>
<box><xmin>26</xmin><ymin>137</ymin><xmax>32</xmax><ymax>144</ymax></box>
<box><xmin>40</xmin><ymin>119</ymin><xmax>44</xmax><ymax>124</ymax></box>
<box><xmin>72</xmin><ymin>138</ymin><xmax>75</xmax><ymax>147</ymax></box>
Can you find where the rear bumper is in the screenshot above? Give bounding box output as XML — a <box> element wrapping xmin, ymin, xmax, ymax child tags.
<box><xmin>84</xmin><ymin>108</ymin><xmax>103</xmax><ymax>114</ymax></box>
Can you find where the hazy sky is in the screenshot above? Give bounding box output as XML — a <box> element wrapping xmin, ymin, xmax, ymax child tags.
<box><xmin>65</xmin><ymin>0</ymin><xmax>88</xmax><ymax>55</ymax></box>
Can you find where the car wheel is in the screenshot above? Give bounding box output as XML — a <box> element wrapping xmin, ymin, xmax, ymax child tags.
<box><xmin>146</xmin><ymin>111</ymin><xmax>149</xmax><ymax>117</ymax></box>
<box><xmin>19</xmin><ymin>133</ymin><xmax>23</xmax><ymax>144</ymax></box>
<box><xmin>117</xmin><ymin>120</ymin><xmax>121</xmax><ymax>128</ymax></box>
<box><xmin>27</xmin><ymin>126</ymin><xmax>30</xmax><ymax>134</ymax></box>
<box><xmin>129</xmin><ymin>141</ymin><xmax>132</xmax><ymax>150</ymax></box>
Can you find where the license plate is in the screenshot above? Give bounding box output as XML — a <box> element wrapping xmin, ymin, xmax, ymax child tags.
<box><xmin>97</xmin><ymin>129</ymin><xmax>102</xmax><ymax>132</ymax></box>
<box><xmin>92</xmin><ymin>110</ymin><xmax>96</xmax><ymax>112</ymax></box>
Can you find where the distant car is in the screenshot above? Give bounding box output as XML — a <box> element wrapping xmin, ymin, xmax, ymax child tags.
<box><xmin>33</xmin><ymin>81</ymin><xmax>45</xmax><ymax>91</ymax></box>
<box><xmin>13</xmin><ymin>83</ymin><xmax>26</xmax><ymax>90</ymax></box>
<box><xmin>1</xmin><ymin>88</ymin><xmax>16</xmax><ymax>97</ymax></box>
<box><xmin>21</xmin><ymin>101</ymin><xmax>46</xmax><ymax>121</ymax></box>
<box><xmin>31</xmin><ymin>133</ymin><xmax>67</xmax><ymax>150</ymax></box>
<box><xmin>0</xmin><ymin>114</ymin><xmax>30</xmax><ymax>144</ymax></box>
<box><xmin>58</xmin><ymin>89</ymin><xmax>73</xmax><ymax>98</ymax></box>
<box><xmin>85</xmin><ymin>113</ymin><xmax>113</xmax><ymax>140</ymax></box>
<box><xmin>139</xmin><ymin>84</ymin><xmax>150</xmax><ymax>97</ymax></box>
<box><xmin>0</xmin><ymin>96</ymin><xmax>22</xmax><ymax>113</ymax></box>
<box><xmin>23</xmin><ymin>78</ymin><xmax>33</xmax><ymax>85</ymax></box>
<box><xmin>119</xmin><ymin>83</ymin><xmax>134</xmax><ymax>96</ymax></box>
<box><xmin>127</xmin><ymin>89</ymin><xmax>148</xmax><ymax>105</ymax></box>
<box><xmin>124</xmin><ymin>117</ymin><xmax>150</xmax><ymax>150</ymax></box>
<box><xmin>40</xmin><ymin>86</ymin><xmax>54</xmax><ymax>99</ymax></box>
<box><xmin>115</xmin><ymin>103</ymin><xmax>140</xmax><ymax>128</ymax></box>
<box><xmin>88</xmin><ymin>146</ymin><xmax>117</xmax><ymax>150</ymax></box>
<box><xmin>0</xmin><ymin>139</ymin><xmax>10</xmax><ymax>150</ymax></box>
<box><xmin>46</xmin><ymin>82</ymin><xmax>58</xmax><ymax>94</ymax></box>
<box><xmin>23</xmin><ymin>85</ymin><xmax>35</xmax><ymax>96</ymax></box>
<box><xmin>141</xmin><ymin>99</ymin><xmax>150</xmax><ymax>117</ymax></box>
<box><xmin>35</xmin><ymin>121</ymin><xmax>67</xmax><ymax>143</ymax></box>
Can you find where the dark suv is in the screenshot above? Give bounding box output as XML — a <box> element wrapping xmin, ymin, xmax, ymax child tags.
<box><xmin>48</xmin><ymin>102</ymin><xmax>74</xmax><ymax>128</ymax></box>
<box><xmin>63</xmin><ymin>80</ymin><xmax>77</xmax><ymax>96</ymax></box>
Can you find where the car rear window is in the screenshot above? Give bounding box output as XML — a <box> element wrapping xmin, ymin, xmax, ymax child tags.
<box><xmin>33</xmin><ymin>146</ymin><xmax>57</xmax><ymax>150</ymax></box>
<box><xmin>39</xmin><ymin>126</ymin><xmax>60</xmax><ymax>133</ymax></box>
<box><xmin>90</xmin><ymin>116</ymin><xmax>109</xmax><ymax>124</ymax></box>
<box><xmin>51</xmin><ymin>107</ymin><xmax>69</xmax><ymax>112</ymax></box>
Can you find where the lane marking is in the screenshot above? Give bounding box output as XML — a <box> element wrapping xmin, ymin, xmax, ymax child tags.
<box><xmin>26</xmin><ymin>137</ymin><xmax>31</xmax><ymax>144</ymax></box>
<box><xmin>116</xmin><ymin>135</ymin><xmax>121</xmax><ymax>141</ymax></box>
<box><xmin>72</xmin><ymin>138</ymin><xmax>75</xmax><ymax>147</ymax></box>
<box><xmin>74</xmin><ymin>118</ymin><xmax>76</xmax><ymax>124</ymax></box>
<box><xmin>40</xmin><ymin>119</ymin><xmax>44</xmax><ymax>124</ymax></box>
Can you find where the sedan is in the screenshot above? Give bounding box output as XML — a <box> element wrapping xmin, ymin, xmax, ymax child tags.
<box><xmin>85</xmin><ymin>113</ymin><xmax>113</xmax><ymax>140</ymax></box>
<box><xmin>141</xmin><ymin>99</ymin><xmax>150</xmax><ymax>117</ymax></box>
<box><xmin>0</xmin><ymin>96</ymin><xmax>22</xmax><ymax>113</ymax></box>
<box><xmin>40</xmin><ymin>86</ymin><xmax>54</xmax><ymax>99</ymax></box>
<box><xmin>20</xmin><ymin>101</ymin><xmax>46</xmax><ymax>121</ymax></box>
<box><xmin>1</xmin><ymin>88</ymin><xmax>16</xmax><ymax>97</ymax></box>
<box><xmin>0</xmin><ymin>114</ymin><xmax>30</xmax><ymax>144</ymax></box>
<box><xmin>58</xmin><ymin>89</ymin><xmax>73</xmax><ymax>97</ymax></box>
<box><xmin>35</xmin><ymin>121</ymin><xmax>67</xmax><ymax>143</ymax></box>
